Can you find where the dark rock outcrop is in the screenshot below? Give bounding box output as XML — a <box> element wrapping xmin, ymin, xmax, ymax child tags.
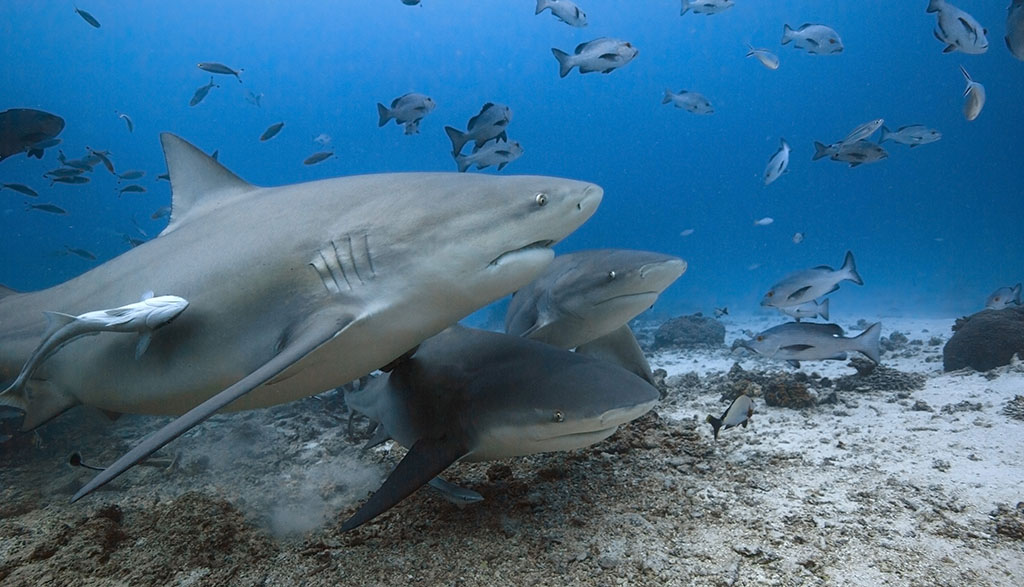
<box><xmin>652</xmin><ymin>313</ymin><xmax>725</xmax><ymax>350</ymax></box>
<box><xmin>943</xmin><ymin>307</ymin><xmax>1024</xmax><ymax>372</ymax></box>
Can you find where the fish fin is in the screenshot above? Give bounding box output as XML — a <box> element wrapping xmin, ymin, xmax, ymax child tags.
<box><xmin>134</xmin><ymin>331</ymin><xmax>152</xmax><ymax>360</ymax></box>
<box><xmin>854</xmin><ymin>322</ymin><xmax>882</xmax><ymax>364</ymax></box>
<box><xmin>0</xmin><ymin>379</ymin><xmax>79</xmax><ymax>431</ymax></box>
<box><xmin>812</xmin><ymin>141</ymin><xmax>830</xmax><ymax>161</ymax></box>
<box><xmin>428</xmin><ymin>477</ymin><xmax>484</xmax><ymax>505</ymax></box>
<box><xmin>42</xmin><ymin>311</ymin><xmax>78</xmax><ymax>338</ymax></box>
<box><xmin>551</xmin><ymin>47</ymin><xmax>573</xmax><ymax>78</ymax></box>
<box><xmin>362</xmin><ymin>425</ymin><xmax>392</xmax><ymax>451</ymax></box>
<box><xmin>0</xmin><ymin>284</ymin><xmax>20</xmax><ymax>299</ymax></box>
<box><xmin>786</xmin><ymin>360</ymin><xmax>801</xmax><ymax>368</ymax></box>
<box><xmin>879</xmin><ymin>126</ymin><xmax>891</xmax><ymax>143</ymax></box>
<box><xmin>376</xmin><ymin>103</ymin><xmax>391</xmax><ymax>127</ymax></box>
<box><xmin>705</xmin><ymin>414</ymin><xmax>722</xmax><ymax>440</ymax></box>
<box><xmin>454</xmin><ymin>154</ymin><xmax>470</xmax><ymax>173</ymax></box>
<box><xmin>943</xmin><ymin>44</ymin><xmax>956</xmax><ymax>53</ymax></box>
<box><xmin>342</xmin><ymin>436</ymin><xmax>468</xmax><ymax>532</ymax></box>
<box><xmin>70</xmin><ymin>308</ymin><xmax>358</xmax><ymax>503</ymax></box>
<box><xmin>158</xmin><ymin>133</ymin><xmax>257</xmax><ymax>237</ymax></box>
<box><xmin>443</xmin><ymin>126</ymin><xmax>468</xmax><ymax>156</ymax></box>
<box><xmin>841</xmin><ymin>250</ymin><xmax>863</xmax><ymax>285</ymax></box>
<box><xmin>787</xmin><ymin>285</ymin><xmax>812</xmax><ymax>301</ymax></box>
<box><xmin>576</xmin><ymin>325</ymin><xmax>655</xmax><ymax>385</ymax></box>
<box><xmin>781</xmin><ymin>24</ymin><xmax>793</xmax><ymax>45</ymax></box>
<box><xmin>819</xmin><ymin>298</ymin><xmax>830</xmax><ymax>321</ymax></box>
<box><xmin>926</xmin><ymin>0</ymin><xmax>942</xmax><ymax>13</ymax></box>
<box><xmin>534</xmin><ymin>0</ymin><xmax>548</xmax><ymax>14</ymax></box>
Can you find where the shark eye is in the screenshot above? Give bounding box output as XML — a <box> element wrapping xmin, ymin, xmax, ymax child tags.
<box><xmin>553</xmin><ymin>410</ymin><xmax>564</xmax><ymax>423</ymax></box>
<box><xmin>756</xmin><ymin>336</ymin><xmax>764</xmax><ymax>342</ymax></box>
<box><xmin>608</xmin><ymin>271</ymin><xmax>616</xmax><ymax>280</ymax></box>
<box><xmin>766</xmin><ymin>291</ymin><xmax>774</xmax><ymax>298</ymax></box>
<box><xmin>535</xmin><ymin>193</ymin><xmax>548</xmax><ymax>207</ymax></box>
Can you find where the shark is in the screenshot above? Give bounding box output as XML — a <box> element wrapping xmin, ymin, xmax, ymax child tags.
<box><xmin>342</xmin><ymin>325</ymin><xmax>659</xmax><ymax>531</ymax></box>
<box><xmin>504</xmin><ymin>249</ymin><xmax>686</xmax><ymax>382</ymax></box>
<box><xmin>0</xmin><ymin>133</ymin><xmax>602</xmax><ymax>499</ymax></box>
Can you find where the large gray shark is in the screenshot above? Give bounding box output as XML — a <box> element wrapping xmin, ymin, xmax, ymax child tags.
<box><xmin>0</xmin><ymin>134</ymin><xmax>602</xmax><ymax>498</ymax></box>
<box><xmin>504</xmin><ymin>249</ymin><xmax>685</xmax><ymax>382</ymax></box>
<box><xmin>342</xmin><ymin>325</ymin><xmax>659</xmax><ymax>531</ymax></box>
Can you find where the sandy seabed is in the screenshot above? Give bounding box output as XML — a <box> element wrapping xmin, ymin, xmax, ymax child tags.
<box><xmin>1</xmin><ymin>315</ymin><xmax>1023</xmax><ymax>586</ymax></box>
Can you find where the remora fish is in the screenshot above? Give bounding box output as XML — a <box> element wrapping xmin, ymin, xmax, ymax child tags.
<box><xmin>706</xmin><ymin>394</ymin><xmax>753</xmax><ymax>440</ymax></box>
<box><xmin>781</xmin><ymin>23</ymin><xmax>843</xmax><ymax>55</ymax></box>
<box><xmin>444</xmin><ymin>102</ymin><xmax>512</xmax><ymax>155</ymax></box>
<box><xmin>928</xmin><ymin>0</ymin><xmax>988</xmax><ymax>54</ymax></box>
<box><xmin>259</xmin><ymin>122</ymin><xmax>284</xmax><ymax>142</ymax></box>
<box><xmin>2</xmin><ymin>295</ymin><xmax>189</xmax><ymax>399</ymax></box>
<box><xmin>662</xmin><ymin>89</ymin><xmax>713</xmax><ymax>114</ymax></box>
<box><xmin>341</xmin><ymin>325</ymin><xmax>658</xmax><ymax>531</ymax></box>
<box><xmin>761</xmin><ymin>251</ymin><xmax>862</xmax><ymax>308</ymax></box>
<box><xmin>763</xmin><ymin>138</ymin><xmax>790</xmax><ymax>185</ymax></box>
<box><xmin>376</xmin><ymin>93</ymin><xmax>435</xmax><ymax>129</ymax></box>
<box><xmin>454</xmin><ymin>140</ymin><xmax>523</xmax><ymax>173</ymax></box>
<box><xmin>681</xmin><ymin>0</ymin><xmax>734</xmax><ymax>16</ymax></box>
<box><xmin>535</xmin><ymin>0</ymin><xmax>587</xmax><ymax>28</ymax></box>
<box><xmin>986</xmin><ymin>283</ymin><xmax>1022</xmax><ymax>309</ymax></box>
<box><xmin>778</xmin><ymin>298</ymin><xmax>829</xmax><ymax>321</ymax></box>
<box><xmin>551</xmin><ymin>37</ymin><xmax>638</xmax><ymax>78</ymax></box>
<box><xmin>2</xmin><ymin>133</ymin><xmax>601</xmax><ymax>499</ymax></box>
<box><xmin>879</xmin><ymin>124</ymin><xmax>942</xmax><ymax>148</ymax></box>
<box><xmin>189</xmin><ymin>77</ymin><xmax>219</xmax><ymax>107</ymax></box>
<box><xmin>960</xmin><ymin>66</ymin><xmax>985</xmax><ymax>121</ymax></box>
<box><xmin>197</xmin><ymin>62</ymin><xmax>243</xmax><ymax>82</ymax></box>
<box><xmin>811</xmin><ymin>119</ymin><xmax>884</xmax><ymax>161</ymax></box>
<box><xmin>303</xmin><ymin>151</ymin><xmax>334</xmax><ymax>165</ymax></box>
<box><xmin>1008</xmin><ymin>0</ymin><xmax>1024</xmax><ymax>60</ymax></box>
<box><xmin>745</xmin><ymin>44</ymin><xmax>779</xmax><ymax>70</ymax></box>
<box><xmin>736</xmin><ymin>322</ymin><xmax>882</xmax><ymax>367</ymax></box>
<box><xmin>506</xmin><ymin>249</ymin><xmax>686</xmax><ymax>382</ymax></box>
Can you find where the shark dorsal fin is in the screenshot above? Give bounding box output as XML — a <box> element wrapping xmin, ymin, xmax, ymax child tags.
<box><xmin>158</xmin><ymin>133</ymin><xmax>257</xmax><ymax>236</ymax></box>
<box><xmin>0</xmin><ymin>284</ymin><xmax>20</xmax><ymax>299</ymax></box>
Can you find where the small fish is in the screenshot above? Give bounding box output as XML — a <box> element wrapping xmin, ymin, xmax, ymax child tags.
<box><xmin>260</xmin><ymin>122</ymin><xmax>285</xmax><ymax>142</ymax></box>
<box><xmin>745</xmin><ymin>44</ymin><xmax>779</xmax><ymax>70</ymax></box>
<box><xmin>662</xmin><ymin>89</ymin><xmax>713</xmax><ymax>114</ymax></box>
<box><xmin>74</xmin><ymin>6</ymin><xmax>101</xmax><ymax>28</ymax></box>
<box><xmin>792</xmin><ymin>232</ymin><xmax>805</xmax><ymax>244</ymax></box>
<box><xmin>841</xmin><ymin>119</ymin><xmax>884</xmax><ymax>144</ymax></box>
<box><xmin>117</xmin><ymin>112</ymin><xmax>134</xmax><ymax>133</ymax></box>
<box><xmin>151</xmin><ymin>206</ymin><xmax>171</xmax><ymax>220</ymax></box>
<box><xmin>778</xmin><ymin>298</ymin><xmax>829</xmax><ymax>322</ymax></box>
<box><xmin>117</xmin><ymin>170</ymin><xmax>145</xmax><ymax>181</ymax></box>
<box><xmin>1</xmin><ymin>183</ymin><xmax>39</xmax><ymax>197</ymax></box>
<box><xmin>118</xmin><ymin>184</ymin><xmax>147</xmax><ymax>197</ymax></box>
<box><xmin>51</xmin><ymin>176</ymin><xmax>90</xmax><ymax>185</ymax></box>
<box><xmin>402</xmin><ymin>120</ymin><xmax>421</xmax><ymax>135</ymax></box>
<box><xmin>879</xmin><ymin>124</ymin><xmax>942</xmax><ymax>148</ymax></box>
<box><xmin>197</xmin><ymin>62</ymin><xmax>243</xmax><ymax>83</ymax></box>
<box><xmin>455</xmin><ymin>139</ymin><xmax>523</xmax><ymax>173</ymax></box>
<box><xmin>59</xmin><ymin>151</ymin><xmax>95</xmax><ymax>171</ymax></box>
<box><xmin>781</xmin><ymin>23</ymin><xmax>844</xmax><ymax>55</ymax></box>
<box><xmin>753</xmin><ymin>217</ymin><xmax>774</xmax><ymax>226</ymax></box>
<box><xmin>444</xmin><ymin>102</ymin><xmax>512</xmax><ymax>155</ymax></box>
<box><xmin>761</xmin><ymin>251</ymin><xmax>862</xmax><ymax>308</ymax></box>
<box><xmin>552</xmin><ymin>37</ymin><xmax>638</xmax><ymax>78</ymax></box>
<box><xmin>1008</xmin><ymin>0</ymin><xmax>1024</xmax><ymax>60</ymax></box>
<box><xmin>986</xmin><ymin>283</ymin><xmax>1022</xmax><ymax>309</ymax></box>
<box><xmin>736</xmin><ymin>322</ymin><xmax>881</xmax><ymax>368</ymax></box>
<box><xmin>303</xmin><ymin>151</ymin><xmax>335</xmax><ymax>165</ymax></box>
<box><xmin>820</xmin><ymin>140</ymin><xmax>888</xmax><ymax>167</ymax></box>
<box><xmin>535</xmin><ymin>0</ymin><xmax>587</xmax><ymax>27</ymax></box>
<box><xmin>763</xmin><ymin>138</ymin><xmax>790</xmax><ymax>185</ymax></box>
<box><xmin>401</xmin><ymin>0</ymin><xmax>421</xmax><ymax>5</ymax></box>
<box><xmin>681</xmin><ymin>0</ymin><xmax>734</xmax><ymax>16</ymax></box>
<box><xmin>714</xmin><ymin>307</ymin><xmax>729</xmax><ymax>318</ymax></box>
<box><xmin>123</xmin><ymin>234</ymin><xmax>147</xmax><ymax>248</ymax></box>
<box><xmin>156</xmin><ymin>173</ymin><xmax>170</xmax><ymax>182</ymax></box>
<box><xmin>928</xmin><ymin>0</ymin><xmax>988</xmax><ymax>54</ymax></box>
<box><xmin>706</xmin><ymin>394</ymin><xmax>753</xmax><ymax>440</ymax></box>
<box><xmin>64</xmin><ymin>246</ymin><xmax>97</xmax><ymax>261</ymax></box>
<box><xmin>313</xmin><ymin>133</ymin><xmax>332</xmax><ymax>148</ymax></box>
<box><xmin>377</xmin><ymin>93</ymin><xmax>436</xmax><ymax>129</ymax></box>
<box><xmin>960</xmin><ymin>65</ymin><xmax>985</xmax><ymax>121</ymax></box>
<box><xmin>680</xmin><ymin>228</ymin><xmax>695</xmax><ymax>237</ymax></box>
<box><xmin>26</xmin><ymin>202</ymin><xmax>68</xmax><ymax>215</ymax></box>
<box><xmin>45</xmin><ymin>167</ymin><xmax>85</xmax><ymax>178</ymax></box>
<box><xmin>86</xmin><ymin>147</ymin><xmax>115</xmax><ymax>174</ymax></box>
<box><xmin>245</xmin><ymin>90</ymin><xmax>264</xmax><ymax>107</ymax></box>
<box><xmin>190</xmin><ymin>77</ymin><xmax>219</xmax><ymax>107</ymax></box>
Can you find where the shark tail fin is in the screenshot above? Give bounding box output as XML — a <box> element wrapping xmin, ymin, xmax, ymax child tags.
<box><xmin>376</xmin><ymin>103</ymin><xmax>391</xmax><ymax>127</ymax></box>
<box><xmin>819</xmin><ymin>298</ymin><xmax>830</xmax><ymax>321</ymax></box>
<box><xmin>855</xmin><ymin>322</ymin><xmax>882</xmax><ymax>364</ymax></box>
<box><xmin>444</xmin><ymin>126</ymin><xmax>468</xmax><ymax>156</ymax></box>
<box><xmin>551</xmin><ymin>48</ymin><xmax>573</xmax><ymax>78</ymax></box>
<box><xmin>841</xmin><ymin>250</ymin><xmax>863</xmax><ymax>285</ymax></box>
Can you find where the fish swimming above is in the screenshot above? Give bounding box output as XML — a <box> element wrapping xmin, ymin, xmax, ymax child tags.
<box><xmin>960</xmin><ymin>66</ymin><xmax>985</xmax><ymax>121</ymax></box>
<box><xmin>761</xmin><ymin>251</ymin><xmax>862</xmax><ymax>308</ymax></box>
<box><xmin>376</xmin><ymin>93</ymin><xmax>436</xmax><ymax>132</ymax></box>
<box><xmin>454</xmin><ymin>139</ymin><xmax>523</xmax><ymax>172</ymax></box>
<box><xmin>259</xmin><ymin>122</ymin><xmax>284</xmax><ymax>142</ymax></box>
<box><xmin>50</xmin><ymin>176</ymin><xmax>90</xmax><ymax>186</ymax></box>
<box><xmin>781</xmin><ymin>23</ymin><xmax>843</xmax><ymax>55</ymax></box>
<box><xmin>189</xmin><ymin>77</ymin><xmax>219</xmax><ymax>107</ymax></box>
<box><xmin>986</xmin><ymin>283</ymin><xmax>1022</xmax><ymax>309</ymax></box>
<box><xmin>928</xmin><ymin>0</ymin><xmax>988</xmax><ymax>54</ymax></box>
<box><xmin>117</xmin><ymin>112</ymin><xmax>134</xmax><ymax>133</ymax></box>
<box><xmin>745</xmin><ymin>44</ymin><xmax>779</xmax><ymax>70</ymax></box>
<box><xmin>778</xmin><ymin>298</ymin><xmax>829</xmax><ymax>322</ymax></box>
<box><xmin>63</xmin><ymin>246</ymin><xmax>97</xmax><ymax>261</ymax></box>
<box><xmin>45</xmin><ymin>167</ymin><xmax>84</xmax><ymax>179</ymax></box>
<box><xmin>197</xmin><ymin>62</ymin><xmax>243</xmax><ymax>82</ymax></box>
<box><xmin>25</xmin><ymin>203</ymin><xmax>67</xmax><ymax>215</ymax></box>
<box><xmin>27</xmin><ymin>137</ymin><xmax>62</xmax><ymax>159</ymax></box>
<box><xmin>0</xmin><ymin>108</ymin><xmax>65</xmax><ymax>163</ymax></box>
<box><xmin>879</xmin><ymin>124</ymin><xmax>942</xmax><ymax>148</ymax></box>
<box><xmin>444</xmin><ymin>102</ymin><xmax>512</xmax><ymax>155</ymax></box>
<box><xmin>1</xmin><ymin>133</ymin><xmax>602</xmax><ymax>501</ymax></box>
<box><xmin>681</xmin><ymin>0</ymin><xmax>734</xmax><ymax>16</ymax></box>
<box><xmin>87</xmin><ymin>147</ymin><xmax>115</xmax><ymax>174</ymax></box>
<box><xmin>303</xmin><ymin>151</ymin><xmax>334</xmax><ymax>165</ymax></box>
<box><xmin>827</xmin><ymin>140</ymin><xmax>888</xmax><ymax>168</ymax></box>
<box><xmin>74</xmin><ymin>6</ymin><xmax>101</xmax><ymax>28</ymax></box>
<box><xmin>706</xmin><ymin>394</ymin><xmax>753</xmax><ymax>440</ymax></box>
<box><xmin>662</xmin><ymin>89</ymin><xmax>713</xmax><ymax>115</ymax></box>
<box><xmin>551</xmin><ymin>37</ymin><xmax>638</xmax><ymax>78</ymax></box>
<box><xmin>118</xmin><ymin>184</ymin><xmax>146</xmax><ymax>196</ymax></box>
<box><xmin>811</xmin><ymin>119</ymin><xmax>884</xmax><ymax>161</ymax></box>
<box><xmin>736</xmin><ymin>321</ymin><xmax>882</xmax><ymax>368</ymax></box>
<box><xmin>1008</xmin><ymin>0</ymin><xmax>1024</xmax><ymax>60</ymax></box>
<box><xmin>535</xmin><ymin>0</ymin><xmax>587</xmax><ymax>28</ymax></box>
<box><xmin>1</xmin><ymin>183</ymin><xmax>39</xmax><ymax>198</ymax></box>
<box><xmin>753</xmin><ymin>217</ymin><xmax>773</xmax><ymax>226</ymax></box>
<box><xmin>117</xmin><ymin>170</ymin><xmax>145</xmax><ymax>181</ymax></box>
<box><xmin>341</xmin><ymin>325</ymin><xmax>658</xmax><ymax>531</ymax></box>
<box><xmin>763</xmin><ymin>138</ymin><xmax>790</xmax><ymax>185</ymax></box>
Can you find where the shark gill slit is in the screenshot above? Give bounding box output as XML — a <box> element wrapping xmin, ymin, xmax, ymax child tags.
<box><xmin>345</xmin><ymin>235</ymin><xmax>365</xmax><ymax>285</ymax></box>
<box><xmin>330</xmin><ymin>240</ymin><xmax>354</xmax><ymax>289</ymax></box>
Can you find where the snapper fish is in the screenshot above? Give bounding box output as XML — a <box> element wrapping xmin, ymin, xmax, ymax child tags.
<box><xmin>927</xmin><ymin>0</ymin><xmax>988</xmax><ymax>54</ymax></box>
<box><xmin>662</xmin><ymin>89</ymin><xmax>713</xmax><ymax>114</ymax></box>
<box><xmin>444</xmin><ymin>102</ymin><xmax>512</xmax><ymax>155</ymax></box>
<box><xmin>1008</xmin><ymin>0</ymin><xmax>1024</xmax><ymax>60</ymax></box>
<box><xmin>828</xmin><ymin>140</ymin><xmax>888</xmax><ymax>168</ymax></box>
<box><xmin>376</xmin><ymin>93</ymin><xmax>436</xmax><ymax>131</ymax></box>
<box><xmin>745</xmin><ymin>44</ymin><xmax>779</xmax><ymax>70</ymax></box>
<box><xmin>535</xmin><ymin>0</ymin><xmax>587</xmax><ymax>27</ymax></box>
<box><xmin>960</xmin><ymin>66</ymin><xmax>985</xmax><ymax>121</ymax></box>
<box><xmin>781</xmin><ymin>23</ymin><xmax>844</xmax><ymax>55</ymax></box>
<box><xmin>189</xmin><ymin>77</ymin><xmax>219</xmax><ymax>107</ymax></box>
<box><xmin>706</xmin><ymin>394</ymin><xmax>752</xmax><ymax>440</ymax></box>
<box><xmin>778</xmin><ymin>298</ymin><xmax>829</xmax><ymax>322</ymax></box>
<box><xmin>197</xmin><ymin>62</ymin><xmax>243</xmax><ymax>82</ymax></box>
<box><xmin>454</xmin><ymin>140</ymin><xmax>523</xmax><ymax>173</ymax></box>
<box><xmin>736</xmin><ymin>322</ymin><xmax>881</xmax><ymax>368</ymax></box>
<box><xmin>811</xmin><ymin>119</ymin><xmax>884</xmax><ymax>160</ymax></box>
<box><xmin>551</xmin><ymin>37</ymin><xmax>638</xmax><ymax>78</ymax></box>
<box><xmin>681</xmin><ymin>0</ymin><xmax>734</xmax><ymax>16</ymax></box>
<box><xmin>986</xmin><ymin>283</ymin><xmax>1022</xmax><ymax>309</ymax></box>
<box><xmin>763</xmin><ymin>138</ymin><xmax>790</xmax><ymax>185</ymax></box>
<box><xmin>879</xmin><ymin>124</ymin><xmax>942</xmax><ymax>148</ymax></box>
<box><xmin>761</xmin><ymin>251</ymin><xmax>862</xmax><ymax>308</ymax></box>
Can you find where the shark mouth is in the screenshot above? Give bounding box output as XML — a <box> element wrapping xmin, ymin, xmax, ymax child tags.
<box><xmin>593</xmin><ymin>291</ymin><xmax>659</xmax><ymax>306</ymax></box>
<box><xmin>489</xmin><ymin>240</ymin><xmax>555</xmax><ymax>267</ymax></box>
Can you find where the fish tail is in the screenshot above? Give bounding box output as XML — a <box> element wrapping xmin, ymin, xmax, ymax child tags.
<box><xmin>661</xmin><ymin>89</ymin><xmax>673</xmax><ymax>104</ymax></box>
<box><xmin>841</xmin><ymin>250</ymin><xmax>863</xmax><ymax>285</ymax></box>
<box><xmin>535</xmin><ymin>0</ymin><xmax>549</xmax><ymax>14</ymax></box>
<box><xmin>854</xmin><ymin>322</ymin><xmax>882</xmax><ymax>364</ymax></box>
<box><xmin>680</xmin><ymin>2</ymin><xmax>690</xmax><ymax>16</ymax></box>
<box><xmin>879</xmin><ymin>125</ymin><xmax>891</xmax><ymax>143</ymax></box>
<box><xmin>376</xmin><ymin>103</ymin><xmax>392</xmax><ymax>127</ymax></box>
<box><xmin>819</xmin><ymin>298</ymin><xmax>830</xmax><ymax>321</ymax></box>
<box><xmin>926</xmin><ymin>0</ymin><xmax>943</xmax><ymax>13</ymax></box>
<box><xmin>705</xmin><ymin>414</ymin><xmax>722</xmax><ymax>440</ymax></box>
<box><xmin>455</xmin><ymin>154</ymin><xmax>470</xmax><ymax>173</ymax></box>
<box><xmin>551</xmin><ymin>48</ymin><xmax>573</xmax><ymax>78</ymax></box>
<box><xmin>745</xmin><ymin>42</ymin><xmax>756</xmax><ymax>57</ymax></box>
<box><xmin>781</xmin><ymin>24</ymin><xmax>794</xmax><ymax>45</ymax></box>
<box><xmin>811</xmin><ymin>141</ymin><xmax>830</xmax><ymax>161</ymax></box>
<box><xmin>444</xmin><ymin>126</ymin><xmax>468</xmax><ymax>156</ymax></box>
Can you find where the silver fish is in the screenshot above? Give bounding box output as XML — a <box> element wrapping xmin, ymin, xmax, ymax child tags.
<box><xmin>828</xmin><ymin>140</ymin><xmax>888</xmax><ymax>167</ymax></box>
<box><xmin>150</xmin><ymin>205</ymin><xmax>171</xmax><ymax>220</ymax></box>
<box><xmin>960</xmin><ymin>66</ymin><xmax>985</xmax><ymax>121</ymax></box>
<box><xmin>1008</xmin><ymin>0</ymin><xmax>1024</xmax><ymax>60</ymax></box>
<box><xmin>118</xmin><ymin>185</ymin><xmax>146</xmax><ymax>196</ymax></box>
<box><xmin>376</xmin><ymin>93</ymin><xmax>435</xmax><ymax>128</ymax></box>
<box><xmin>986</xmin><ymin>283</ymin><xmax>1022</xmax><ymax>309</ymax></box>
<box><xmin>841</xmin><ymin>119</ymin><xmax>884</xmax><ymax>144</ymax></box>
<box><xmin>535</xmin><ymin>0</ymin><xmax>587</xmax><ymax>27</ymax></box>
<box><xmin>737</xmin><ymin>322</ymin><xmax>881</xmax><ymax>367</ymax></box>
<box><xmin>197</xmin><ymin>62</ymin><xmax>243</xmax><ymax>82</ymax></box>
<box><xmin>761</xmin><ymin>251</ymin><xmax>862</xmax><ymax>308</ymax></box>
<box><xmin>781</xmin><ymin>23</ymin><xmax>843</xmax><ymax>55</ymax></box>
<box><xmin>552</xmin><ymin>37</ymin><xmax>638</xmax><ymax>78</ymax></box>
<box><xmin>1</xmin><ymin>183</ymin><xmax>39</xmax><ymax>197</ymax></box>
<box><xmin>444</xmin><ymin>102</ymin><xmax>512</xmax><ymax>155</ymax></box>
<box><xmin>681</xmin><ymin>0</ymin><xmax>734</xmax><ymax>16</ymax></box>
<box><xmin>753</xmin><ymin>217</ymin><xmax>773</xmax><ymax>226</ymax></box>
<box><xmin>777</xmin><ymin>298</ymin><xmax>829</xmax><ymax>322</ymax></box>
<box><xmin>117</xmin><ymin>170</ymin><xmax>145</xmax><ymax>181</ymax></box>
<box><xmin>763</xmin><ymin>138</ymin><xmax>790</xmax><ymax>185</ymax></box>
<box><xmin>86</xmin><ymin>147</ymin><xmax>115</xmax><ymax>174</ymax></box>
<box><xmin>45</xmin><ymin>167</ymin><xmax>84</xmax><ymax>178</ymax></box>
<box><xmin>792</xmin><ymin>232</ymin><xmax>805</xmax><ymax>244</ymax></box>
<box><xmin>706</xmin><ymin>394</ymin><xmax>752</xmax><ymax>440</ymax></box>
<box><xmin>879</xmin><ymin>124</ymin><xmax>942</xmax><ymax>148</ymax></box>
<box><xmin>189</xmin><ymin>77</ymin><xmax>219</xmax><ymax>107</ymax></box>
<box><xmin>259</xmin><ymin>122</ymin><xmax>284</xmax><ymax>142</ymax></box>
<box><xmin>662</xmin><ymin>89</ymin><xmax>713</xmax><ymax>114</ymax></box>
<box><xmin>303</xmin><ymin>151</ymin><xmax>334</xmax><ymax>165</ymax></box>
<box><xmin>928</xmin><ymin>0</ymin><xmax>988</xmax><ymax>54</ymax></box>
<box><xmin>51</xmin><ymin>176</ymin><xmax>90</xmax><ymax>185</ymax></box>
<box><xmin>454</xmin><ymin>140</ymin><xmax>523</xmax><ymax>173</ymax></box>
<box><xmin>745</xmin><ymin>44</ymin><xmax>779</xmax><ymax>70</ymax></box>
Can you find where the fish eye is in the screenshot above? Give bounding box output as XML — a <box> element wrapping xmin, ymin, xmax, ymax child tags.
<box><xmin>535</xmin><ymin>193</ymin><xmax>548</xmax><ymax>207</ymax></box>
<box><xmin>553</xmin><ymin>410</ymin><xmax>564</xmax><ymax>423</ymax></box>
<box><xmin>608</xmin><ymin>270</ymin><xmax>616</xmax><ymax>280</ymax></box>
<box><xmin>766</xmin><ymin>291</ymin><xmax>774</xmax><ymax>297</ymax></box>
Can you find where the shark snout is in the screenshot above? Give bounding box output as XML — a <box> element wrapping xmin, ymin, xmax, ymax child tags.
<box><xmin>576</xmin><ymin>184</ymin><xmax>603</xmax><ymax>218</ymax></box>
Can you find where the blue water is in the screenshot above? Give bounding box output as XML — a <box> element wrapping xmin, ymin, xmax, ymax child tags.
<box><xmin>2</xmin><ymin>0</ymin><xmax>1021</xmax><ymax>319</ymax></box>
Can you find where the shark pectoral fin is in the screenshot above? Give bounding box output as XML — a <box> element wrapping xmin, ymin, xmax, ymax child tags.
<box><xmin>428</xmin><ymin>476</ymin><xmax>484</xmax><ymax>505</ymax></box>
<box><xmin>575</xmin><ymin>325</ymin><xmax>655</xmax><ymax>385</ymax></box>
<box><xmin>134</xmin><ymin>331</ymin><xmax>152</xmax><ymax>360</ymax></box>
<box><xmin>12</xmin><ymin>379</ymin><xmax>79</xmax><ymax>430</ymax></box>
<box><xmin>70</xmin><ymin>310</ymin><xmax>356</xmax><ymax>503</ymax></box>
<box><xmin>362</xmin><ymin>423</ymin><xmax>392</xmax><ymax>451</ymax></box>
<box><xmin>342</xmin><ymin>436</ymin><xmax>467</xmax><ymax>532</ymax></box>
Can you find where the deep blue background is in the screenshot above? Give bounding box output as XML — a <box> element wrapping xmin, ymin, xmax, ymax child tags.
<box><xmin>1</xmin><ymin>1</ymin><xmax>1021</xmax><ymax>318</ymax></box>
